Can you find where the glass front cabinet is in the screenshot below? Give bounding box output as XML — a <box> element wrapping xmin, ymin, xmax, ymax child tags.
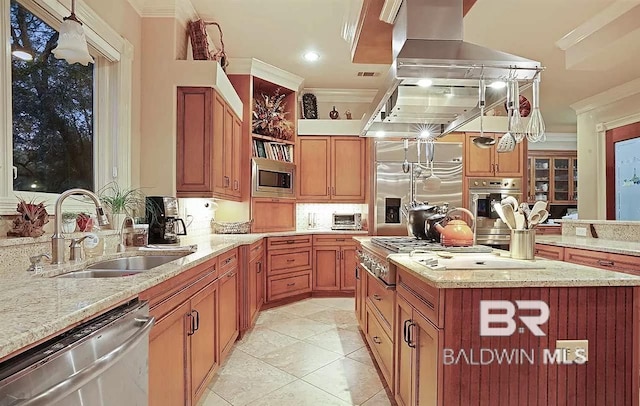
<box><xmin>527</xmin><ymin>152</ymin><xmax>577</xmax><ymax>204</ymax></box>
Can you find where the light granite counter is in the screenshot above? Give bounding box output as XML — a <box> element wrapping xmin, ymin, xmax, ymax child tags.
<box><xmin>354</xmin><ymin>237</ymin><xmax>640</xmax><ymax>289</ymax></box>
<box><xmin>536</xmin><ymin>235</ymin><xmax>640</xmax><ymax>257</ymax></box>
<box><xmin>0</xmin><ymin>230</ymin><xmax>366</xmax><ymax>361</ymax></box>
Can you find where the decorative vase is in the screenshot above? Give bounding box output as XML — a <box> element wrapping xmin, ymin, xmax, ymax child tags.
<box><xmin>302</xmin><ymin>93</ymin><xmax>318</xmax><ymax>119</ymax></box>
<box><xmin>345</xmin><ymin>109</ymin><xmax>352</xmax><ymax>120</ymax></box>
<box><xmin>62</xmin><ymin>219</ymin><xmax>77</xmax><ymax>234</ymax></box>
<box><xmin>329</xmin><ymin>106</ymin><xmax>339</xmax><ymax>120</ymax></box>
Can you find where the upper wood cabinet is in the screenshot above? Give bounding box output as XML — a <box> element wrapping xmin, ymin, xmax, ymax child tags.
<box><xmin>526</xmin><ymin>152</ymin><xmax>577</xmax><ymax>204</ymax></box>
<box><xmin>251</xmin><ymin>198</ymin><xmax>296</xmax><ymax>233</ymax></box>
<box><xmin>176</xmin><ymin>87</ymin><xmax>242</xmax><ymax>201</ymax></box>
<box><xmin>463</xmin><ymin>132</ymin><xmax>525</xmax><ymax>177</ymax></box>
<box><xmin>297</xmin><ymin>136</ymin><xmax>366</xmax><ymax>202</ymax></box>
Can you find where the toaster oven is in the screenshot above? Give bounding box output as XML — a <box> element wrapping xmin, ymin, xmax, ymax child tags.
<box><xmin>331</xmin><ymin>213</ymin><xmax>362</xmax><ymax>230</ymax></box>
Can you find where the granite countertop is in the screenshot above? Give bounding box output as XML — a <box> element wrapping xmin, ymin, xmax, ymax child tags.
<box><xmin>536</xmin><ymin>236</ymin><xmax>640</xmax><ymax>257</ymax></box>
<box><xmin>354</xmin><ymin>237</ymin><xmax>640</xmax><ymax>289</ymax></box>
<box><xmin>0</xmin><ymin>229</ymin><xmax>367</xmax><ymax>361</ymax></box>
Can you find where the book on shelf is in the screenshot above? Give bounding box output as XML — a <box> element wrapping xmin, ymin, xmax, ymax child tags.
<box><xmin>252</xmin><ymin>139</ymin><xmax>293</xmax><ymax>162</ymax></box>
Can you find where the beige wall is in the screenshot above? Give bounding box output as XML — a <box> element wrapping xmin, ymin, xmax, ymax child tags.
<box><xmin>576</xmin><ymin>92</ymin><xmax>640</xmax><ymax>219</ymax></box>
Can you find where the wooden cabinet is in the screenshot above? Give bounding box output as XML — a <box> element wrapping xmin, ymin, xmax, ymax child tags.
<box><xmin>355</xmin><ymin>260</ymin><xmax>366</xmax><ymax>329</ymax></box>
<box><xmin>247</xmin><ymin>240</ymin><xmax>265</xmax><ymax>327</ymax></box>
<box><xmin>312</xmin><ymin>235</ymin><xmax>358</xmax><ymax>292</ymax></box>
<box><xmin>297</xmin><ymin>136</ymin><xmax>366</xmax><ymax>202</ymax></box>
<box><xmin>189</xmin><ymin>281</ymin><xmax>219</xmax><ymax>402</ymax></box>
<box><xmin>527</xmin><ymin>152</ymin><xmax>577</xmax><ymax>204</ymax></box>
<box><xmin>564</xmin><ymin>247</ymin><xmax>640</xmax><ymax>275</ymax></box>
<box><xmin>535</xmin><ymin>225</ymin><xmax>562</xmax><ymax>235</ymax></box>
<box><xmin>219</xmin><ymin>266</ymin><xmax>239</xmax><ymax>361</ymax></box>
<box><xmin>251</xmin><ymin>198</ymin><xmax>296</xmax><ymax>232</ymax></box>
<box><xmin>463</xmin><ymin>132</ymin><xmax>525</xmax><ymax>177</ymax></box>
<box><xmin>176</xmin><ymin>87</ymin><xmax>242</xmax><ymax>201</ymax></box>
<box><xmin>266</xmin><ymin>235</ymin><xmax>313</xmax><ymax>302</ymax></box>
<box><xmin>534</xmin><ymin>243</ymin><xmax>565</xmax><ymax>260</ymax></box>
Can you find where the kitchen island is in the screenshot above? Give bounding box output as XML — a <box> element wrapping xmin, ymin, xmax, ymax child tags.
<box><xmin>355</xmin><ymin>237</ymin><xmax>640</xmax><ymax>406</ymax></box>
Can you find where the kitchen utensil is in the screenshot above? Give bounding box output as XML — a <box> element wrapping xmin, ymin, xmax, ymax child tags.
<box><xmin>423</xmin><ymin>141</ymin><xmax>442</xmax><ymax>192</ymax></box>
<box><xmin>501</xmin><ymin>203</ymin><xmax>517</xmax><ymax>230</ymax></box>
<box><xmin>497</xmin><ymin>84</ymin><xmax>517</xmax><ymax>153</ymax></box>
<box><xmin>493</xmin><ymin>202</ymin><xmax>509</xmax><ymax>225</ymax></box>
<box><xmin>414</xmin><ymin>139</ymin><xmax>423</xmax><ymax>178</ymax></box>
<box><xmin>530</xmin><ymin>200</ymin><xmax>548</xmax><ymax>219</ymax></box>
<box><xmin>519</xmin><ymin>203</ymin><xmax>531</xmax><ymax>217</ymax></box>
<box><xmin>402</xmin><ymin>139</ymin><xmax>410</xmax><ymax>173</ymax></box>
<box><xmin>473</xmin><ymin>79</ymin><xmax>496</xmax><ymax>149</ymax></box>
<box><xmin>526</xmin><ymin>76</ymin><xmax>546</xmax><ymax>142</ymax></box>
<box><xmin>510</xmin><ymin>229</ymin><xmax>535</xmax><ymax>260</ymax></box>
<box><xmin>509</xmin><ymin>80</ymin><xmax>526</xmax><ymax>143</ymax></box>
<box><xmin>501</xmin><ymin>196</ymin><xmax>519</xmax><ymax>211</ymax></box>
<box><xmin>514</xmin><ymin>212</ymin><xmax>526</xmax><ymax>230</ymax></box>
<box><xmin>537</xmin><ymin>209</ymin><xmax>549</xmax><ymax>224</ymax></box>
<box><xmin>435</xmin><ymin>207</ymin><xmax>475</xmax><ymax>247</ymax></box>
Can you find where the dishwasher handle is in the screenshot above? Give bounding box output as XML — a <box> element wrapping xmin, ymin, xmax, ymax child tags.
<box><xmin>15</xmin><ymin>316</ymin><xmax>155</xmax><ymax>406</ymax></box>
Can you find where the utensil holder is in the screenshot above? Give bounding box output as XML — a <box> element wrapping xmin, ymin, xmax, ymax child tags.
<box><xmin>510</xmin><ymin>229</ymin><xmax>535</xmax><ymax>260</ymax></box>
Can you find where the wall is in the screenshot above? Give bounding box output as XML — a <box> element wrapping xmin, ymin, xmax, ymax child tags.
<box><xmin>572</xmin><ymin>79</ymin><xmax>640</xmax><ymax>219</ymax></box>
<box><xmin>295</xmin><ymin>203</ymin><xmax>368</xmax><ymax>231</ymax></box>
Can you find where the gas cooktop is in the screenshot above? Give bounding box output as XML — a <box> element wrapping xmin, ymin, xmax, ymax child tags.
<box><xmin>370</xmin><ymin>237</ymin><xmax>493</xmax><ymax>254</ymax></box>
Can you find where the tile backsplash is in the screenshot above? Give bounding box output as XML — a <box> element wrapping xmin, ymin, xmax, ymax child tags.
<box><xmin>296</xmin><ymin>203</ymin><xmax>368</xmax><ymax>231</ymax></box>
<box><xmin>178</xmin><ymin>198</ymin><xmax>217</xmax><ymax>237</ymax></box>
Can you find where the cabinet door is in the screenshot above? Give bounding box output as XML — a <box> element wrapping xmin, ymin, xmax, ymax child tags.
<box><xmin>149</xmin><ymin>300</ymin><xmax>190</xmax><ymax>406</ymax></box>
<box><xmin>212</xmin><ymin>94</ymin><xmax>227</xmax><ymax>196</ymax></box>
<box><xmin>464</xmin><ymin>133</ymin><xmax>494</xmax><ymax>176</ymax></box>
<box><xmin>552</xmin><ymin>157</ymin><xmax>571</xmax><ymax>203</ymax></box>
<box><xmin>340</xmin><ymin>246</ymin><xmax>357</xmax><ymax>291</ymax></box>
<box><xmin>413</xmin><ymin>309</ymin><xmax>441</xmax><ymax>406</ymax></box>
<box><xmin>313</xmin><ymin>246</ymin><xmax>340</xmax><ymax>291</ymax></box>
<box><xmin>223</xmin><ymin>106</ymin><xmax>235</xmax><ymax>193</ymax></box>
<box><xmin>248</xmin><ymin>256</ymin><xmax>259</xmax><ymax>324</ymax></box>
<box><xmin>394</xmin><ymin>294</ymin><xmax>414</xmax><ymax>406</ymax></box>
<box><xmin>531</xmin><ymin>157</ymin><xmax>551</xmax><ymax>203</ymax></box>
<box><xmin>176</xmin><ymin>87</ymin><xmax>212</xmax><ymax>195</ymax></box>
<box><xmin>494</xmin><ymin>140</ymin><xmax>524</xmax><ymax>177</ymax></box>
<box><xmin>190</xmin><ymin>281</ymin><xmax>219</xmax><ymax>402</ymax></box>
<box><xmin>219</xmin><ymin>269</ymin><xmax>239</xmax><ymax>360</ymax></box>
<box><xmin>256</xmin><ymin>258</ymin><xmax>265</xmax><ymax>313</ymax></box>
<box><xmin>571</xmin><ymin>157</ymin><xmax>578</xmax><ymax>202</ymax></box>
<box><xmin>355</xmin><ymin>263</ymin><xmax>363</xmax><ymax>326</ymax></box>
<box><xmin>252</xmin><ymin>198</ymin><xmax>296</xmax><ymax>232</ymax></box>
<box><xmin>331</xmin><ymin>137</ymin><xmax>366</xmax><ymax>201</ymax></box>
<box><xmin>231</xmin><ymin>115</ymin><xmax>242</xmax><ymax>198</ymax></box>
<box><xmin>297</xmin><ymin>137</ymin><xmax>331</xmax><ymax>200</ymax></box>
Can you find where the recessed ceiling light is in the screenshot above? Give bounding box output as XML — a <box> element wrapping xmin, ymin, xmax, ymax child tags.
<box><xmin>303</xmin><ymin>51</ymin><xmax>320</xmax><ymax>62</ymax></box>
<box><xmin>375</xmin><ymin>131</ymin><xmax>386</xmax><ymax>137</ymax></box>
<box><xmin>417</xmin><ymin>79</ymin><xmax>433</xmax><ymax>88</ymax></box>
<box><xmin>419</xmin><ymin>130</ymin><xmax>430</xmax><ymax>138</ymax></box>
<box><xmin>489</xmin><ymin>81</ymin><xmax>506</xmax><ymax>89</ymax></box>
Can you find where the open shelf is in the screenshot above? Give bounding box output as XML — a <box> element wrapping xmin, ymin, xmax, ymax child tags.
<box><xmin>251</xmin><ymin>133</ymin><xmax>295</xmax><ymax>145</ymax></box>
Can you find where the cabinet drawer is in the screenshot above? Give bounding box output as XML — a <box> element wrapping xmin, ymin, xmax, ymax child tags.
<box><xmin>365</xmin><ymin>306</ymin><xmax>393</xmax><ymax>387</ymax></box>
<box><xmin>268</xmin><ymin>248</ymin><xmax>312</xmax><ymax>275</ymax></box>
<box><xmin>249</xmin><ymin>239</ymin><xmax>264</xmax><ymax>261</ymax></box>
<box><xmin>268</xmin><ymin>271</ymin><xmax>312</xmax><ymax>301</ymax></box>
<box><xmin>534</xmin><ymin>244</ymin><xmax>565</xmax><ymax>261</ymax></box>
<box><xmin>365</xmin><ymin>272</ymin><xmax>394</xmax><ymax>335</ymax></box>
<box><xmin>396</xmin><ymin>267</ymin><xmax>442</xmax><ymax>328</ymax></box>
<box><xmin>564</xmin><ymin>248</ymin><xmax>640</xmax><ymax>275</ymax></box>
<box><xmin>219</xmin><ymin>248</ymin><xmax>238</xmax><ymax>274</ymax></box>
<box><xmin>313</xmin><ymin>235</ymin><xmax>358</xmax><ymax>246</ymax></box>
<box><xmin>267</xmin><ymin>235</ymin><xmax>312</xmax><ymax>250</ymax></box>
<box><xmin>535</xmin><ymin>226</ymin><xmax>562</xmax><ymax>235</ymax></box>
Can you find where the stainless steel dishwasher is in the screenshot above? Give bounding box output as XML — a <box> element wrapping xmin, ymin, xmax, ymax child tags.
<box><xmin>0</xmin><ymin>300</ymin><xmax>154</xmax><ymax>406</ymax></box>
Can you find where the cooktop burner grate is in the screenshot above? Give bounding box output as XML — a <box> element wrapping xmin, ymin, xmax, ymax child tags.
<box><xmin>370</xmin><ymin>237</ymin><xmax>493</xmax><ymax>253</ymax></box>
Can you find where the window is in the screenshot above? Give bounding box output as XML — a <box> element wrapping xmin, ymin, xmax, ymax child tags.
<box><xmin>10</xmin><ymin>0</ymin><xmax>94</xmax><ymax>193</ymax></box>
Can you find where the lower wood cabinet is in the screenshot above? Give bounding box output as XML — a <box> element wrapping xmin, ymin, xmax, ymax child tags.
<box><xmin>268</xmin><ymin>270</ymin><xmax>312</xmax><ymax>301</ymax></box>
<box><xmin>312</xmin><ymin>235</ymin><xmax>358</xmax><ymax>292</ymax></box>
<box><xmin>355</xmin><ymin>261</ymin><xmax>366</xmax><ymax>328</ymax></box>
<box><xmin>251</xmin><ymin>198</ymin><xmax>296</xmax><ymax>232</ymax></box>
<box><xmin>534</xmin><ymin>243</ymin><xmax>565</xmax><ymax>261</ymax></box>
<box><xmin>564</xmin><ymin>247</ymin><xmax>640</xmax><ymax>275</ymax></box>
<box><xmin>266</xmin><ymin>236</ymin><xmax>313</xmax><ymax>302</ymax></box>
<box><xmin>219</xmin><ymin>267</ymin><xmax>239</xmax><ymax>361</ymax></box>
<box><xmin>247</xmin><ymin>240</ymin><xmax>265</xmax><ymax>327</ymax></box>
<box><xmin>189</xmin><ymin>281</ymin><xmax>219</xmax><ymax>401</ymax></box>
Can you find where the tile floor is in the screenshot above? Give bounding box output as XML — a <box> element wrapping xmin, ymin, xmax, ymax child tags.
<box><xmin>198</xmin><ymin>297</ymin><xmax>395</xmax><ymax>406</ymax></box>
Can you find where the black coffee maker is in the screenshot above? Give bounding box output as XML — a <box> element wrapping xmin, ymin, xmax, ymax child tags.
<box><xmin>146</xmin><ymin>196</ymin><xmax>187</xmax><ymax>244</ymax></box>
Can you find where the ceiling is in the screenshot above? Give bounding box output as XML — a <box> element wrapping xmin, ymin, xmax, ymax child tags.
<box><xmin>189</xmin><ymin>0</ymin><xmax>640</xmax><ymax>132</ymax></box>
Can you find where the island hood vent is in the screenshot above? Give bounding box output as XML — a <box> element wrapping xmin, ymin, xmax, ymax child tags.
<box><xmin>361</xmin><ymin>0</ymin><xmax>543</xmax><ymax>138</ymax></box>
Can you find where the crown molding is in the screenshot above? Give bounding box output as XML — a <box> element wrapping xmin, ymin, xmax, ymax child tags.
<box><xmin>131</xmin><ymin>0</ymin><xmax>198</xmax><ymax>18</ymax></box>
<box><xmin>570</xmin><ymin>77</ymin><xmax>640</xmax><ymax>114</ymax></box>
<box><xmin>597</xmin><ymin>112</ymin><xmax>640</xmax><ymax>132</ymax></box>
<box><xmin>126</xmin><ymin>0</ymin><xmax>145</xmax><ymax>15</ymax></box>
<box><xmin>300</xmin><ymin>88</ymin><xmax>377</xmax><ymax>104</ymax></box>
<box><xmin>226</xmin><ymin>58</ymin><xmax>304</xmax><ymax>91</ymax></box>
<box><xmin>379</xmin><ymin>0</ymin><xmax>402</xmax><ymax>23</ymax></box>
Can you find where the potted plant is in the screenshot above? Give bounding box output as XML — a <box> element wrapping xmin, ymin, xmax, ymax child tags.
<box><xmin>98</xmin><ymin>182</ymin><xmax>151</xmax><ymax>229</ymax></box>
<box><xmin>61</xmin><ymin>212</ymin><xmax>78</xmax><ymax>233</ymax></box>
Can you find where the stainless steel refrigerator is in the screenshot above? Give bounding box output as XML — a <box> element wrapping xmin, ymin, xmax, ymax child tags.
<box><xmin>374</xmin><ymin>140</ymin><xmax>463</xmax><ymax>236</ymax></box>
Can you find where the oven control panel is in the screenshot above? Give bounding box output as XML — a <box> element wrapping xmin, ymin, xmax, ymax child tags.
<box><xmin>469</xmin><ymin>178</ymin><xmax>522</xmax><ymax>190</ymax></box>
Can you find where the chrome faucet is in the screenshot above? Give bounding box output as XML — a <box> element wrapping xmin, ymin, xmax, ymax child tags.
<box><xmin>52</xmin><ymin>188</ymin><xmax>109</xmax><ymax>264</ymax></box>
<box><xmin>117</xmin><ymin>215</ymin><xmax>135</xmax><ymax>253</ymax></box>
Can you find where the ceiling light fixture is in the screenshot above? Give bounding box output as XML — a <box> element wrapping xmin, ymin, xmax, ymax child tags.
<box><xmin>52</xmin><ymin>0</ymin><xmax>94</xmax><ymax>66</ymax></box>
<box><xmin>11</xmin><ymin>45</ymin><xmax>33</xmax><ymax>61</ymax></box>
<box><xmin>419</xmin><ymin>130</ymin><xmax>430</xmax><ymax>138</ymax></box>
<box><xmin>303</xmin><ymin>51</ymin><xmax>320</xmax><ymax>62</ymax></box>
<box><xmin>489</xmin><ymin>81</ymin><xmax>506</xmax><ymax>89</ymax></box>
<box><xmin>417</xmin><ymin>79</ymin><xmax>433</xmax><ymax>88</ymax></box>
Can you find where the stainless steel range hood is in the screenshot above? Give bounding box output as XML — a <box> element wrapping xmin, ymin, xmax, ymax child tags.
<box><xmin>361</xmin><ymin>0</ymin><xmax>543</xmax><ymax>138</ymax></box>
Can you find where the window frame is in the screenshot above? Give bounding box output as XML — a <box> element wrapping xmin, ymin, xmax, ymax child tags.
<box><xmin>0</xmin><ymin>0</ymin><xmax>133</xmax><ymax>214</ymax></box>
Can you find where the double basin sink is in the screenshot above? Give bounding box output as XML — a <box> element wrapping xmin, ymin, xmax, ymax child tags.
<box><xmin>57</xmin><ymin>254</ymin><xmax>188</xmax><ymax>278</ymax></box>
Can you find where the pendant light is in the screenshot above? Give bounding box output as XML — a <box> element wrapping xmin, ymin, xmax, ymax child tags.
<box><xmin>52</xmin><ymin>0</ymin><xmax>94</xmax><ymax>66</ymax></box>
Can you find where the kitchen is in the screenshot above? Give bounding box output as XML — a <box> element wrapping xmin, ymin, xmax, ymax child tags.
<box><xmin>1</xmin><ymin>0</ymin><xmax>640</xmax><ymax>405</ymax></box>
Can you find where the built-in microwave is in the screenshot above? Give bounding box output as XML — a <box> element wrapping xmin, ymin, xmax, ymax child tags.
<box><xmin>251</xmin><ymin>158</ymin><xmax>295</xmax><ymax>198</ymax></box>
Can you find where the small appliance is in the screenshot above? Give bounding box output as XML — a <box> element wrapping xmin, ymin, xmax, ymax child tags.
<box><xmin>146</xmin><ymin>196</ymin><xmax>187</xmax><ymax>244</ymax></box>
<box><xmin>251</xmin><ymin>158</ymin><xmax>295</xmax><ymax>199</ymax></box>
<box><xmin>331</xmin><ymin>213</ymin><xmax>362</xmax><ymax>230</ymax></box>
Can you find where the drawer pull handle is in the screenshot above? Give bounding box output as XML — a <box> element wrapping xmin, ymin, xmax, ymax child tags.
<box><xmin>407</xmin><ymin>322</ymin><xmax>416</xmax><ymax>348</ymax></box>
<box><xmin>403</xmin><ymin>319</ymin><xmax>411</xmax><ymax>344</ymax></box>
<box><xmin>598</xmin><ymin>260</ymin><xmax>614</xmax><ymax>267</ymax></box>
<box><xmin>287</xmin><ymin>259</ymin><xmax>295</xmax><ymax>263</ymax></box>
<box><xmin>287</xmin><ymin>282</ymin><xmax>296</xmax><ymax>287</ymax></box>
<box><xmin>372</xmin><ymin>294</ymin><xmax>382</xmax><ymax>301</ymax></box>
<box><xmin>372</xmin><ymin>336</ymin><xmax>382</xmax><ymax>345</ymax></box>
<box><xmin>286</xmin><ymin>240</ymin><xmax>295</xmax><ymax>244</ymax></box>
<box><xmin>224</xmin><ymin>257</ymin><xmax>234</xmax><ymax>265</ymax></box>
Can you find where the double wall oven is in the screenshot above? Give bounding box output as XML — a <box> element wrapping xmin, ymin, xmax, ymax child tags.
<box><xmin>469</xmin><ymin>177</ymin><xmax>522</xmax><ymax>246</ymax></box>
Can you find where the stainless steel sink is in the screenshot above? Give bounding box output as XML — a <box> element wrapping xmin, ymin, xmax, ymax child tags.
<box><xmin>57</xmin><ymin>254</ymin><xmax>188</xmax><ymax>278</ymax></box>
